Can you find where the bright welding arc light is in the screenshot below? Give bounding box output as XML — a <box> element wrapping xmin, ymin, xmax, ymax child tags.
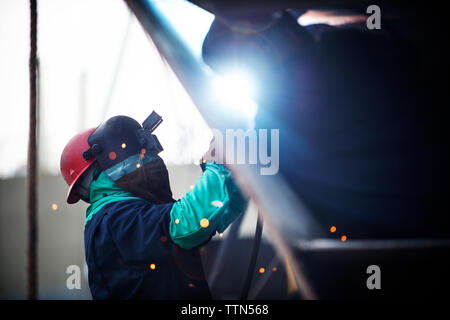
<box><xmin>212</xmin><ymin>70</ymin><xmax>258</xmax><ymax>122</ymax></box>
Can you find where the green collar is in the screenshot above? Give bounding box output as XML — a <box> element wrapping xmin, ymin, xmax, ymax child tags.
<box><xmin>85</xmin><ymin>171</ymin><xmax>141</xmax><ymax>226</ymax></box>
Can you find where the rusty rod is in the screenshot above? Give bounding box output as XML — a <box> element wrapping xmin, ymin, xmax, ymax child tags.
<box><xmin>27</xmin><ymin>0</ymin><xmax>38</xmax><ymax>300</ymax></box>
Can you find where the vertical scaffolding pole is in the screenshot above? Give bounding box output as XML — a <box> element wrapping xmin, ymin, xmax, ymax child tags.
<box><xmin>27</xmin><ymin>0</ymin><xmax>38</xmax><ymax>300</ymax></box>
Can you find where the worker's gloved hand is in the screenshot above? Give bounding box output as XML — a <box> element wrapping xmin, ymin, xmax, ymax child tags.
<box><xmin>200</xmin><ymin>136</ymin><xmax>224</xmax><ymax>172</ymax></box>
<box><xmin>169</xmin><ymin>163</ymin><xmax>248</xmax><ymax>250</ymax></box>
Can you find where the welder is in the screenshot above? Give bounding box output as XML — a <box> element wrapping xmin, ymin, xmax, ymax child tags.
<box><xmin>60</xmin><ymin>112</ymin><xmax>248</xmax><ymax>299</ymax></box>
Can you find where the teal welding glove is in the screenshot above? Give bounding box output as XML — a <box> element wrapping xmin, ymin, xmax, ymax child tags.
<box><xmin>169</xmin><ymin>163</ymin><xmax>248</xmax><ymax>250</ymax></box>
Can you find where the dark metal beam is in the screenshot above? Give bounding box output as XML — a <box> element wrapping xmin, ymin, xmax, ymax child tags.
<box><xmin>187</xmin><ymin>0</ymin><xmax>419</xmax><ymax>18</ymax></box>
<box><xmin>295</xmin><ymin>238</ymin><xmax>450</xmax><ymax>252</ymax></box>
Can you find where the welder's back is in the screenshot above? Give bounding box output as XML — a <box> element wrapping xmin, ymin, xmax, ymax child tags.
<box><xmin>84</xmin><ymin>198</ymin><xmax>211</xmax><ymax>300</ymax></box>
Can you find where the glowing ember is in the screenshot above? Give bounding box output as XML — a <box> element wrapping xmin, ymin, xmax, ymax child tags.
<box><xmin>341</xmin><ymin>235</ymin><xmax>348</xmax><ymax>242</ymax></box>
<box><xmin>121</xmin><ymin>143</ymin><xmax>127</xmax><ymax>149</ymax></box>
<box><xmin>108</xmin><ymin>152</ymin><xmax>117</xmax><ymax>160</ymax></box>
<box><xmin>51</xmin><ymin>203</ymin><xmax>58</xmax><ymax>211</ymax></box>
<box><xmin>259</xmin><ymin>267</ymin><xmax>265</xmax><ymax>274</ymax></box>
<box><xmin>330</xmin><ymin>226</ymin><xmax>336</xmax><ymax>233</ymax></box>
<box><xmin>200</xmin><ymin>218</ymin><xmax>209</xmax><ymax>228</ymax></box>
<box><xmin>150</xmin><ymin>263</ymin><xmax>156</xmax><ymax>270</ymax></box>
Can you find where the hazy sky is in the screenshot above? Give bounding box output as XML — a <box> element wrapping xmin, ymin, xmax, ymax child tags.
<box><xmin>0</xmin><ymin>0</ymin><xmax>216</xmax><ymax>178</ymax></box>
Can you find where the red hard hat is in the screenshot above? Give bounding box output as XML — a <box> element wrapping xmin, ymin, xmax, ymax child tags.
<box><xmin>60</xmin><ymin>128</ymin><xmax>96</xmax><ymax>204</ymax></box>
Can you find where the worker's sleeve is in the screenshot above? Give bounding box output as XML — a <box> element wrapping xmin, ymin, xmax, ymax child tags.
<box><xmin>169</xmin><ymin>163</ymin><xmax>248</xmax><ymax>250</ymax></box>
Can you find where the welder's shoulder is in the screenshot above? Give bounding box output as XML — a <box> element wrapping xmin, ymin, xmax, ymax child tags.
<box><xmin>104</xmin><ymin>198</ymin><xmax>174</xmax><ymax>219</ymax></box>
<box><xmin>102</xmin><ymin>198</ymin><xmax>174</xmax><ymax>232</ymax></box>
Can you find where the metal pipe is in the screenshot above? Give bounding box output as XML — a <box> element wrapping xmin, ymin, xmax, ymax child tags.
<box><xmin>27</xmin><ymin>0</ymin><xmax>38</xmax><ymax>300</ymax></box>
<box><xmin>295</xmin><ymin>238</ymin><xmax>450</xmax><ymax>252</ymax></box>
<box><xmin>187</xmin><ymin>0</ymin><xmax>414</xmax><ymax>17</ymax></box>
<box><xmin>240</xmin><ymin>212</ymin><xmax>264</xmax><ymax>300</ymax></box>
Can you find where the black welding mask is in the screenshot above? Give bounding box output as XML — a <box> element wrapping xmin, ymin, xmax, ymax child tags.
<box><xmin>82</xmin><ymin>111</ymin><xmax>175</xmax><ymax>204</ymax></box>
